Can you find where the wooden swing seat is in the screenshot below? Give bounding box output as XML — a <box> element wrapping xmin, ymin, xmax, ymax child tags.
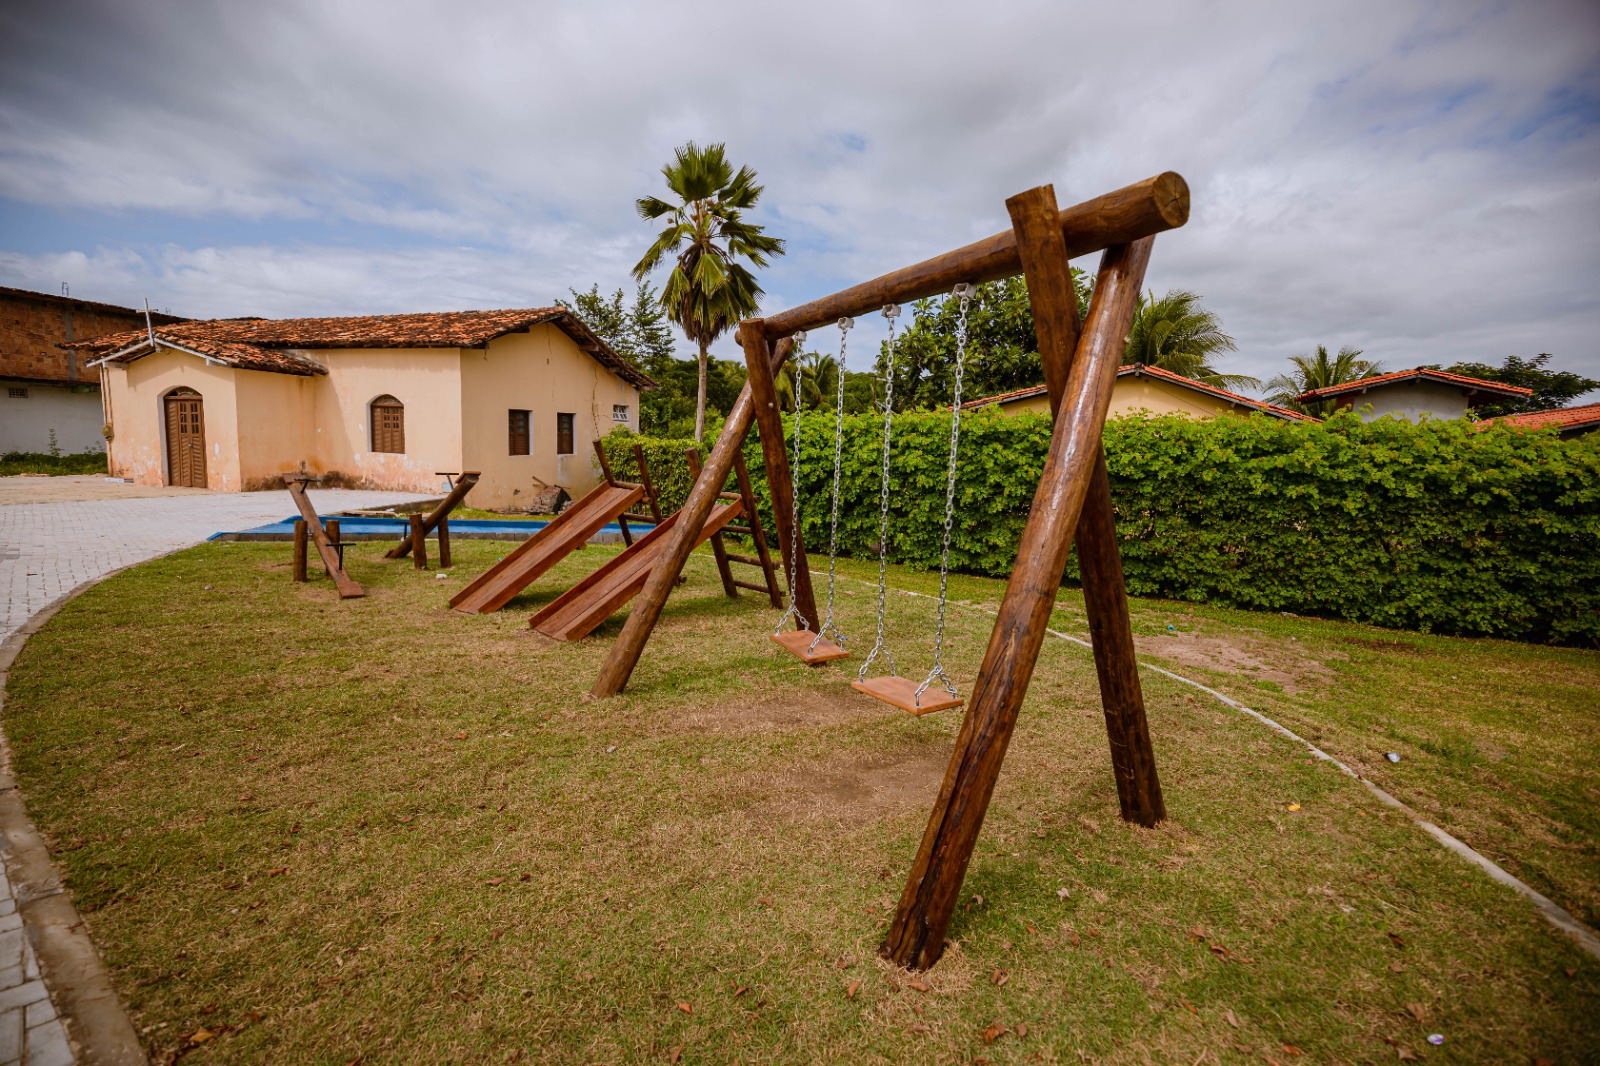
<box><xmin>771</xmin><ymin>629</ymin><xmax>849</xmax><ymax>664</ymax></box>
<box><xmin>851</xmin><ymin>675</ymin><xmax>964</xmax><ymax>716</ymax></box>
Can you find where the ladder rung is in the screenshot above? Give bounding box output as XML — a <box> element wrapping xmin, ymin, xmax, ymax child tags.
<box><xmin>723</xmin><ymin>524</ymin><xmax>755</xmax><ymax>536</ymax></box>
<box><xmin>732</xmin><ymin>580</ymin><xmax>771</xmax><ymax>594</ymax></box>
<box><xmin>620</xmin><ymin>512</ymin><xmax>654</xmax><ymax>523</ymax></box>
<box><xmin>725</xmin><ymin>552</ymin><xmax>767</xmax><ymax>567</ymax></box>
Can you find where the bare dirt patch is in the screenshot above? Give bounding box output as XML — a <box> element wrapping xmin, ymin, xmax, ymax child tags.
<box><xmin>673</xmin><ymin>689</ymin><xmax>884</xmax><ymax>736</ymax></box>
<box><xmin>0</xmin><ymin>474</ymin><xmax>211</xmax><ymax>504</ymax></box>
<box><xmin>1136</xmin><ymin>629</ymin><xmax>1338</xmax><ymax>694</ymax></box>
<box><xmin>750</xmin><ymin>744</ymin><xmax>952</xmax><ymax>825</ymax></box>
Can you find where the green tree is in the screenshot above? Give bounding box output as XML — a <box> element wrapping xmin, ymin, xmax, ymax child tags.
<box><xmin>874</xmin><ymin>275</ymin><xmax>1087</xmax><ymax>410</ymax></box>
<box><xmin>1444</xmin><ymin>354</ymin><xmax>1599</xmax><ymax>417</ymax></box>
<box><xmin>631</xmin><ymin>141</ymin><xmax>785</xmax><ymax>441</ymax></box>
<box><xmin>1123</xmin><ymin>289</ymin><xmax>1255</xmax><ymax>390</ymax></box>
<box><xmin>1264</xmin><ymin>345</ymin><xmax>1383</xmax><ymax>416</ymax></box>
<box><xmin>560</xmin><ymin>281</ymin><xmax>687</xmax><ymax>434</ymax></box>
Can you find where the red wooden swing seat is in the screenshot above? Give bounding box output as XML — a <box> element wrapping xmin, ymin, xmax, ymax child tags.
<box><xmin>771</xmin><ymin>629</ymin><xmax>849</xmax><ymax>664</ymax></box>
<box><xmin>851</xmin><ymin>675</ymin><xmax>964</xmax><ymax>716</ymax></box>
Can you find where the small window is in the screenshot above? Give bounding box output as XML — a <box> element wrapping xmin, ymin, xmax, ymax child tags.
<box><xmin>7</xmin><ymin>387</ymin><xmax>28</xmax><ymax>399</ymax></box>
<box><xmin>612</xmin><ymin>404</ymin><xmax>630</xmax><ymax>423</ymax></box>
<box><xmin>508</xmin><ymin>409</ymin><xmax>530</xmax><ymax>455</ymax></box>
<box><xmin>556</xmin><ymin>412</ymin><xmax>575</xmax><ymax>455</ymax></box>
<box><xmin>371</xmin><ymin>395</ymin><xmax>405</xmax><ymax>453</ymax></box>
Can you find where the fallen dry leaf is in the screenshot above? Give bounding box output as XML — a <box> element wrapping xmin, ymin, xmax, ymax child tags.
<box><xmin>1389</xmin><ymin>962</ymin><xmax>1405</xmax><ymax>973</ymax></box>
<box><xmin>733</xmin><ymin>985</ymin><xmax>749</xmax><ymax>997</ymax></box>
<box><xmin>266</xmin><ymin>867</ymin><xmax>288</xmax><ymax>876</ymax></box>
<box><xmin>519</xmin><ymin>872</ymin><xmax>532</xmax><ymax>882</ymax></box>
<box><xmin>907</xmin><ymin>978</ymin><xmax>930</xmax><ymax>992</ymax></box>
<box><xmin>981</xmin><ymin>1021</ymin><xmax>1006</xmax><ymax>1044</ymax></box>
<box><xmin>908</xmin><ymin>1024</ymin><xmax>932</xmax><ymax>1034</ymax></box>
<box><xmin>846</xmin><ymin>980</ymin><xmax>861</xmax><ymax>999</ymax></box>
<box><xmin>1014</xmin><ymin>1023</ymin><xmax>1028</xmax><ymax>1039</ymax></box>
<box><xmin>836</xmin><ymin>955</ymin><xmax>857</xmax><ymax>969</ymax></box>
<box><xmin>668</xmin><ymin>1049</ymin><xmax>681</xmax><ymax>1064</ymax></box>
<box><xmin>971</xmin><ymin>894</ymin><xmax>985</xmax><ymax>907</ymax></box>
<box><xmin>1225</xmin><ymin>1008</ymin><xmax>1239</xmax><ymax>1028</ymax></box>
<box><xmin>1287</xmin><ymin>803</ymin><xmax>1301</xmax><ymax>812</ymax></box>
<box><xmin>1281</xmin><ymin>1044</ymin><xmax>1303</xmax><ymax>1056</ymax></box>
<box><xmin>1397</xmin><ymin>1050</ymin><xmax>1418</xmax><ymax>1062</ymax></box>
<box><xmin>485</xmin><ymin>877</ymin><xmax>505</xmax><ymax>886</ymax></box>
<box><xmin>1387</xmin><ymin>932</ymin><xmax>1407</xmax><ymax>948</ymax></box>
<box><xmin>190</xmin><ymin>1028</ymin><xmax>215</xmax><ymax>1045</ymax></box>
<box><xmin>991</xmin><ymin>968</ymin><xmax>1009</xmax><ymax>987</ymax></box>
<box><xmin>454</xmin><ymin>732</ymin><xmax>468</xmax><ymax>740</ymax></box>
<box><xmin>676</xmin><ymin>1002</ymin><xmax>692</xmax><ymax>1014</ymax></box>
<box><xmin>1406</xmin><ymin>1003</ymin><xmax>1426</xmax><ymax>1023</ymax></box>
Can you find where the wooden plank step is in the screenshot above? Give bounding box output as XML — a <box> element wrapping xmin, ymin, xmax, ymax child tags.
<box><xmin>449</xmin><ymin>482</ymin><xmax>643</xmax><ymax>614</ymax></box>
<box><xmin>852</xmin><ymin>675</ymin><xmax>963</xmax><ymax>715</ymax></box>
<box><xmin>530</xmin><ymin>499</ymin><xmax>744</xmax><ymax>642</ymax></box>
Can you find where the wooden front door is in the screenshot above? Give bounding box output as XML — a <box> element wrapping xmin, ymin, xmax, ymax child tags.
<box><xmin>164</xmin><ymin>388</ymin><xmax>207</xmax><ymax>488</ymax></box>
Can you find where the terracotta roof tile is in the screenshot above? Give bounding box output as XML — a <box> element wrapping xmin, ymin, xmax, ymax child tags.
<box><xmin>1294</xmin><ymin>366</ymin><xmax>1533</xmax><ymax>403</ymax></box>
<box><xmin>1474</xmin><ymin>402</ymin><xmax>1600</xmax><ymax>434</ymax></box>
<box><xmin>66</xmin><ymin>308</ymin><xmax>655</xmax><ymax>387</ymax></box>
<box><xmin>961</xmin><ymin>364</ymin><xmax>1318</xmax><ymax>422</ymax></box>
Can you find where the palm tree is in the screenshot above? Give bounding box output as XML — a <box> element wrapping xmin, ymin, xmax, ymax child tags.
<box><xmin>1123</xmin><ymin>289</ymin><xmax>1258</xmax><ymax>391</ymax></box>
<box><xmin>1265</xmin><ymin>345</ymin><xmax>1384</xmax><ymax>415</ymax></box>
<box><xmin>632</xmin><ymin>142</ymin><xmax>785</xmax><ymax>440</ymax></box>
<box><xmin>773</xmin><ymin>350</ymin><xmax>836</xmax><ymax>412</ymax></box>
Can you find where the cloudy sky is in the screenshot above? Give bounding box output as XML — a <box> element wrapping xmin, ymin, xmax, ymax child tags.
<box><xmin>2</xmin><ymin>0</ymin><xmax>1597</xmax><ymax>388</ymax></box>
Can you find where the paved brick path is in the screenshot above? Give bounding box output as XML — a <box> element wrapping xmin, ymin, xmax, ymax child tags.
<box><xmin>0</xmin><ymin>483</ymin><xmax>432</xmax><ymax>1064</ymax></box>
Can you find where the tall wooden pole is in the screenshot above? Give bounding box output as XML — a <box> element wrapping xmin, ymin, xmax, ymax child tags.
<box><xmin>739</xmin><ymin>324</ymin><xmax>819</xmax><ymax>629</ymax></box>
<box><xmin>1007</xmin><ymin>185</ymin><xmax>1166</xmax><ymax>828</ymax></box>
<box><xmin>882</xmin><ymin>235</ymin><xmax>1153</xmax><ymax>971</ymax></box>
<box><xmin>589</xmin><ymin>336</ymin><xmax>797</xmax><ymax>698</ymax></box>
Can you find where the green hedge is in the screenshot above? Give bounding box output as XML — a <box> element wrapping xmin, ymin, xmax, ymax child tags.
<box><xmin>601</xmin><ymin>412</ymin><xmax>1600</xmax><ymax>645</ymax></box>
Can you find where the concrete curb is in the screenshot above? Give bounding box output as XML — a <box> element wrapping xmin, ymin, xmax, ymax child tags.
<box><xmin>0</xmin><ymin>574</ymin><xmax>151</xmax><ymax>1066</ymax></box>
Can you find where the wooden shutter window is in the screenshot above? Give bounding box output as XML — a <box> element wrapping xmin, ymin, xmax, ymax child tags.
<box><xmin>371</xmin><ymin>396</ymin><xmax>405</xmax><ymax>453</ymax></box>
<box><xmin>509</xmin><ymin>409</ymin><xmax>530</xmax><ymax>455</ymax></box>
<box><xmin>556</xmin><ymin>412</ymin><xmax>575</xmax><ymax>455</ymax></box>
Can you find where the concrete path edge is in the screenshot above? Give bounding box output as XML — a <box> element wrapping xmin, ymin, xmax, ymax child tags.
<box><xmin>0</xmin><ymin>568</ymin><xmax>153</xmax><ymax>1066</ymax></box>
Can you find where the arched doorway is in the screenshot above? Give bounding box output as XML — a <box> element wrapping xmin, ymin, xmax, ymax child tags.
<box><xmin>164</xmin><ymin>387</ymin><xmax>207</xmax><ymax>487</ymax></box>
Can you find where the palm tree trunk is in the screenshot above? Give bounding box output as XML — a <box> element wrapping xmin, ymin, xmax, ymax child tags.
<box><xmin>694</xmin><ymin>338</ymin><xmax>709</xmax><ymax>442</ymax></box>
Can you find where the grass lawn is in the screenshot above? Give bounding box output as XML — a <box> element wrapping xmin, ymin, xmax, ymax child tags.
<box><xmin>4</xmin><ymin>540</ymin><xmax>1596</xmax><ymax>1064</ymax></box>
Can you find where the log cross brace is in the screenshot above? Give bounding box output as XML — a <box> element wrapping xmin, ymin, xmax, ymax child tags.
<box><xmin>282</xmin><ymin>475</ymin><xmax>364</xmax><ymax>599</ymax></box>
<box><xmin>387</xmin><ymin>471</ymin><xmax>481</xmax><ymax>560</ymax></box>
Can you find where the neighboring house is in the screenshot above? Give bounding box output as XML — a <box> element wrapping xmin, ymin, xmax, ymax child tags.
<box><xmin>1293</xmin><ymin>367</ymin><xmax>1531</xmax><ymax>422</ymax></box>
<box><xmin>1475</xmin><ymin>402</ymin><xmax>1600</xmax><ymax>439</ymax></box>
<box><xmin>1</xmin><ymin>285</ymin><xmax>186</xmax><ymax>454</ymax></box>
<box><xmin>961</xmin><ymin>363</ymin><xmax>1318</xmax><ymax>422</ymax></box>
<box><xmin>65</xmin><ymin>309</ymin><xmax>655</xmax><ymax>508</ymax></box>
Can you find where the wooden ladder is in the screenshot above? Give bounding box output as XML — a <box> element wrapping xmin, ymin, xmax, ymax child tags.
<box><xmin>685</xmin><ymin>446</ymin><xmax>782</xmax><ymax>606</ymax></box>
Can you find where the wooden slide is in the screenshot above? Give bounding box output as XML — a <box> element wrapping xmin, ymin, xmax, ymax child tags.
<box><xmin>448</xmin><ymin>481</ymin><xmax>644</xmax><ymax>614</ymax></box>
<box><xmin>528</xmin><ymin>497</ymin><xmax>743</xmax><ymax>642</ymax></box>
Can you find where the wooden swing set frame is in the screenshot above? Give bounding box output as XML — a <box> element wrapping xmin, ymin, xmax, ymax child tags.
<box><xmin>590</xmin><ymin>173</ymin><xmax>1187</xmax><ymax>970</ymax></box>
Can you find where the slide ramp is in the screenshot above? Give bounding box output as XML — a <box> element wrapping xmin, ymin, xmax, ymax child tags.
<box><xmin>529</xmin><ymin>498</ymin><xmax>743</xmax><ymax>642</ymax></box>
<box><xmin>449</xmin><ymin>482</ymin><xmax>643</xmax><ymax>614</ymax></box>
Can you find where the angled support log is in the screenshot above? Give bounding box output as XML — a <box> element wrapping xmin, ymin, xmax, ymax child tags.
<box><xmin>387</xmin><ymin>471</ymin><xmax>481</xmax><ymax>559</ymax></box>
<box><xmin>592</xmin><ymin>441</ymin><xmax>633</xmax><ymax>547</ymax></box>
<box><xmin>731</xmin><ymin>449</ymin><xmax>783</xmax><ymax>607</ymax></box>
<box><xmin>589</xmin><ymin>336</ymin><xmax>798</xmax><ymax>697</ymax></box>
<box><xmin>881</xmin><ymin>234</ymin><xmax>1154</xmax><ymax>971</ymax></box>
<box><xmin>1008</xmin><ymin>185</ymin><xmax>1166</xmax><ymax>828</ymax></box>
<box><xmin>283</xmin><ymin>476</ymin><xmax>364</xmax><ymax>599</ymax></box>
<box><xmin>632</xmin><ymin>443</ymin><xmax>665</xmax><ymax>522</ymax></box>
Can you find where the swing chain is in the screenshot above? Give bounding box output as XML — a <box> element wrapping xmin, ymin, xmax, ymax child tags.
<box><xmin>774</xmin><ymin>331</ymin><xmax>811</xmax><ymax>635</ymax></box>
<box><xmin>809</xmin><ymin>318</ymin><xmax>852</xmax><ymax>653</ymax></box>
<box><xmin>915</xmin><ymin>282</ymin><xmax>974</xmax><ymax>705</ymax></box>
<box><xmin>858</xmin><ymin>304</ymin><xmax>901</xmax><ymax>682</ymax></box>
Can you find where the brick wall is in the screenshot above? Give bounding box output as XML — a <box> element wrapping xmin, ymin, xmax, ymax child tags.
<box><xmin>0</xmin><ymin>287</ymin><xmax>185</xmax><ymax>385</ymax></box>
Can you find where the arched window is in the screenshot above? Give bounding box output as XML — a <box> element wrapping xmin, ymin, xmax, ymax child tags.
<box><xmin>370</xmin><ymin>395</ymin><xmax>405</xmax><ymax>453</ymax></box>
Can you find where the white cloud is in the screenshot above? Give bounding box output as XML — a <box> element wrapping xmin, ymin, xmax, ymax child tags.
<box><xmin>1</xmin><ymin>0</ymin><xmax>1595</xmax><ymax>384</ymax></box>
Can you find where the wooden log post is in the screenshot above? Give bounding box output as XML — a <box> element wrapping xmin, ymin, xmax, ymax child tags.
<box><xmin>409</xmin><ymin>514</ymin><xmax>428</xmax><ymax>570</ymax></box>
<box><xmin>438</xmin><ymin>516</ymin><xmax>451</xmax><ymax>570</ymax></box>
<box><xmin>282</xmin><ymin>477</ymin><xmax>363</xmax><ymax>598</ymax></box>
<box><xmin>1008</xmin><ymin>185</ymin><xmax>1166</xmax><ymax>828</ymax></box>
<box><xmin>632</xmin><ymin>443</ymin><xmax>664</xmax><ymax>522</ymax></box>
<box><xmin>881</xmin><ymin>235</ymin><xmax>1154</xmax><ymax>971</ymax></box>
<box><xmin>325</xmin><ymin>520</ymin><xmax>341</xmax><ymax>577</ymax></box>
<box><xmin>386</xmin><ymin>472</ymin><xmax>480</xmax><ymax>559</ymax></box>
<box><xmin>292</xmin><ymin>520</ymin><xmax>308</xmax><ymax>582</ymax></box>
<box><xmin>593</xmin><ymin>441</ymin><xmax>633</xmax><ymax>547</ymax></box>
<box><xmin>741</xmin><ymin>326</ymin><xmax>819</xmax><ymax>628</ymax></box>
<box><xmin>685</xmin><ymin>448</ymin><xmax>738</xmax><ymax>597</ymax></box>
<box><xmin>589</xmin><ymin>336</ymin><xmax>796</xmax><ymax>698</ymax></box>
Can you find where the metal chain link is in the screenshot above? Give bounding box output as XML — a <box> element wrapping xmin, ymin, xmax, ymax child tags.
<box><xmin>915</xmin><ymin>283</ymin><xmax>974</xmax><ymax>705</ymax></box>
<box><xmin>774</xmin><ymin>332</ymin><xmax>811</xmax><ymax>635</ymax></box>
<box><xmin>808</xmin><ymin>318</ymin><xmax>852</xmax><ymax>653</ymax></box>
<box><xmin>858</xmin><ymin>304</ymin><xmax>901</xmax><ymax>682</ymax></box>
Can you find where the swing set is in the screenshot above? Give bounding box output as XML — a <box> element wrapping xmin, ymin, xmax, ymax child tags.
<box><xmin>589</xmin><ymin>174</ymin><xmax>1187</xmax><ymax>970</ymax></box>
